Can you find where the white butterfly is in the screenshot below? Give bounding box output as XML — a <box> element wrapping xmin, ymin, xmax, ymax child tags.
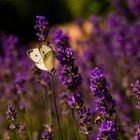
<box><xmin>27</xmin><ymin>43</ymin><xmax>55</xmax><ymax>71</ymax></box>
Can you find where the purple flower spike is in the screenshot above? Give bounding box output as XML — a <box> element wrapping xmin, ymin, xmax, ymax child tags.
<box><xmin>67</xmin><ymin>92</ymin><xmax>83</xmax><ymax>109</ymax></box>
<box><xmin>89</xmin><ymin>15</ymin><xmax>100</xmax><ymax>34</ymax></box>
<box><xmin>34</xmin><ymin>15</ymin><xmax>49</xmax><ymax>41</ymax></box>
<box><xmin>6</xmin><ymin>104</ymin><xmax>17</xmax><ymax>121</ymax></box>
<box><xmin>97</xmin><ymin>120</ymin><xmax>118</xmax><ymax>140</ymax></box>
<box><xmin>52</xmin><ymin>29</ymin><xmax>82</xmax><ymax>91</ymax></box>
<box><xmin>60</xmin><ymin>66</ymin><xmax>82</xmax><ymax>91</ymax></box>
<box><xmin>90</xmin><ymin>67</ymin><xmax>115</xmax><ymax>119</ymax></box>
<box><xmin>41</xmin><ymin>124</ymin><xmax>53</xmax><ymax>140</ymax></box>
<box><xmin>90</xmin><ymin>67</ymin><xmax>109</xmax><ymax>97</ymax></box>
<box><xmin>6</xmin><ymin>104</ymin><xmax>19</xmax><ymax>130</ymax></box>
<box><xmin>52</xmin><ymin>30</ymin><xmax>75</xmax><ymax>66</ymax></box>
<box><xmin>15</xmin><ymin>73</ymin><xmax>26</xmax><ymax>95</ymax></box>
<box><xmin>90</xmin><ymin>67</ymin><xmax>117</xmax><ymax>139</ymax></box>
<box><xmin>78</xmin><ymin>107</ymin><xmax>93</xmax><ymax>135</ymax></box>
<box><xmin>52</xmin><ymin>30</ymin><xmax>69</xmax><ymax>47</ymax></box>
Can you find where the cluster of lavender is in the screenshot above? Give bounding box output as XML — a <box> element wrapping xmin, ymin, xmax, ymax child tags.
<box><xmin>0</xmin><ymin>33</ymin><xmax>54</xmax><ymax>139</ymax></box>
<box><xmin>6</xmin><ymin>104</ymin><xmax>25</xmax><ymax>138</ymax></box>
<box><xmin>1</xmin><ymin>1</ymin><xmax>140</xmax><ymax>139</ymax></box>
<box><xmin>52</xmin><ymin>30</ymin><xmax>83</xmax><ymax>109</ymax></box>
<box><xmin>90</xmin><ymin>67</ymin><xmax>117</xmax><ymax>139</ymax></box>
<box><xmin>52</xmin><ymin>29</ymin><xmax>93</xmax><ymax>136</ymax></box>
<box><xmin>88</xmin><ymin>5</ymin><xmax>140</xmax><ymax>82</ymax></box>
<box><xmin>34</xmin><ymin>15</ymin><xmax>49</xmax><ymax>41</ymax></box>
<box><xmin>74</xmin><ymin>1</ymin><xmax>140</xmax><ymax>138</ymax></box>
<box><xmin>52</xmin><ymin>30</ymin><xmax>82</xmax><ymax>92</ymax></box>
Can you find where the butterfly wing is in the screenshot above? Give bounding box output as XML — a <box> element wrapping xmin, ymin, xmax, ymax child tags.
<box><xmin>27</xmin><ymin>48</ymin><xmax>48</xmax><ymax>71</ymax></box>
<box><xmin>36</xmin><ymin>58</ymin><xmax>49</xmax><ymax>71</ymax></box>
<box><xmin>43</xmin><ymin>50</ymin><xmax>55</xmax><ymax>70</ymax></box>
<box><xmin>27</xmin><ymin>48</ymin><xmax>41</xmax><ymax>63</ymax></box>
<box><xmin>39</xmin><ymin>44</ymin><xmax>52</xmax><ymax>58</ymax></box>
<box><xmin>27</xmin><ymin>45</ymin><xmax>55</xmax><ymax>71</ymax></box>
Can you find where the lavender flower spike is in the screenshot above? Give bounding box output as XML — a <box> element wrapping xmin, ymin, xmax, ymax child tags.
<box><xmin>6</xmin><ymin>104</ymin><xmax>17</xmax><ymax>121</ymax></box>
<box><xmin>90</xmin><ymin>67</ymin><xmax>117</xmax><ymax>139</ymax></box>
<box><xmin>90</xmin><ymin>67</ymin><xmax>115</xmax><ymax>119</ymax></box>
<box><xmin>97</xmin><ymin>120</ymin><xmax>118</xmax><ymax>140</ymax></box>
<box><xmin>52</xmin><ymin>29</ymin><xmax>82</xmax><ymax>91</ymax></box>
<box><xmin>78</xmin><ymin>107</ymin><xmax>92</xmax><ymax>135</ymax></box>
<box><xmin>90</xmin><ymin>67</ymin><xmax>109</xmax><ymax>97</ymax></box>
<box><xmin>6</xmin><ymin>104</ymin><xmax>17</xmax><ymax>130</ymax></box>
<box><xmin>34</xmin><ymin>15</ymin><xmax>49</xmax><ymax>41</ymax></box>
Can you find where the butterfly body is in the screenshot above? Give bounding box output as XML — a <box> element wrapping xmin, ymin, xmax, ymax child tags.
<box><xmin>27</xmin><ymin>44</ymin><xmax>55</xmax><ymax>71</ymax></box>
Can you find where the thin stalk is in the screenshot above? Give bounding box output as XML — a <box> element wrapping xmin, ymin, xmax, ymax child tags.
<box><xmin>50</xmin><ymin>74</ymin><xmax>63</xmax><ymax>140</ymax></box>
<box><xmin>25</xmin><ymin>113</ymin><xmax>32</xmax><ymax>140</ymax></box>
<box><xmin>42</xmin><ymin>87</ymin><xmax>48</xmax><ymax>110</ymax></box>
<box><xmin>15</xmin><ymin>130</ymin><xmax>20</xmax><ymax>140</ymax></box>
<box><xmin>20</xmin><ymin>94</ymin><xmax>32</xmax><ymax>140</ymax></box>
<box><xmin>44</xmin><ymin>86</ymin><xmax>52</xmax><ymax>124</ymax></box>
<box><xmin>71</xmin><ymin>109</ymin><xmax>80</xmax><ymax>140</ymax></box>
<box><xmin>86</xmin><ymin>135</ymin><xmax>89</xmax><ymax>140</ymax></box>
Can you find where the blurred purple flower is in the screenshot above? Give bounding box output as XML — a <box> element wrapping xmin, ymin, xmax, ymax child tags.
<box><xmin>131</xmin><ymin>80</ymin><xmax>140</xmax><ymax>110</ymax></box>
<box><xmin>6</xmin><ymin>104</ymin><xmax>17</xmax><ymax>121</ymax></box>
<box><xmin>134</xmin><ymin>123</ymin><xmax>140</xmax><ymax>140</ymax></box>
<box><xmin>128</xmin><ymin>0</ymin><xmax>140</xmax><ymax>17</ymax></box>
<box><xmin>41</xmin><ymin>124</ymin><xmax>53</xmax><ymax>140</ymax></box>
<box><xmin>52</xmin><ymin>29</ymin><xmax>69</xmax><ymax>47</ymax></box>
<box><xmin>31</xmin><ymin>66</ymin><xmax>49</xmax><ymax>85</ymax></box>
<box><xmin>89</xmin><ymin>15</ymin><xmax>100</xmax><ymax>35</ymax></box>
<box><xmin>15</xmin><ymin>73</ymin><xmax>26</xmax><ymax>95</ymax></box>
<box><xmin>6</xmin><ymin>104</ymin><xmax>19</xmax><ymax>130</ymax></box>
<box><xmin>17</xmin><ymin>123</ymin><xmax>26</xmax><ymax>137</ymax></box>
<box><xmin>131</xmin><ymin>80</ymin><xmax>140</xmax><ymax>97</ymax></box>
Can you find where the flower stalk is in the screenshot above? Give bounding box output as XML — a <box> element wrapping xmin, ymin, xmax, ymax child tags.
<box><xmin>50</xmin><ymin>72</ymin><xmax>63</xmax><ymax>140</ymax></box>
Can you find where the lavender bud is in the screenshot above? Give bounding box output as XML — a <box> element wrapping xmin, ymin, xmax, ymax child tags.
<box><xmin>41</xmin><ymin>124</ymin><xmax>53</xmax><ymax>140</ymax></box>
<box><xmin>6</xmin><ymin>104</ymin><xmax>17</xmax><ymax>121</ymax></box>
<box><xmin>34</xmin><ymin>15</ymin><xmax>49</xmax><ymax>41</ymax></box>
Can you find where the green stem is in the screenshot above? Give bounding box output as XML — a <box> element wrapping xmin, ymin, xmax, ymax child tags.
<box><xmin>50</xmin><ymin>74</ymin><xmax>63</xmax><ymax>140</ymax></box>
<box><xmin>86</xmin><ymin>135</ymin><xmax>89</xmax><ymax>140</ymax></box>
<box><xmin>20</xmin><ymin>94</ymin><xmax>32</xmax><ymax>140</ymax></box>
<box><xmin>71</xmin><ymin>109</ymin><xmax>80</xmax><ymax>140</ymax></box>
<box><xmin>25</xmin><ymin>113</ymin><xmax>32</xmax><ymax>140</ymax></box>
<box><xmin>15</xmin><ymin>130</ymin><xmax>20</xmax><ymax>140</ymax></box>
<box><xmin>42</xmin><ymin>87</ymin><xmax>48</xmax><ymax>110</ymax></box>
<box><xmin>43</xmin><ymin>87</ymin><xmax>52</xmax><ymax>124</ymax></box>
